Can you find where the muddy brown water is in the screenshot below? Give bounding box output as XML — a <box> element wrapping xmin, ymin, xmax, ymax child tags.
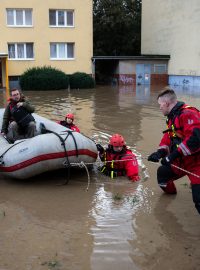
<box><xmin>0</xmin><ymin>85</ymin><xmax>200</xmax><ymax>270</ymax></box>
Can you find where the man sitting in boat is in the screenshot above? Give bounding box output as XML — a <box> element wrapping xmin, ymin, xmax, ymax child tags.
<box><xmin>1</xmin><ymin>88</ymin><xmax>36</xmax><ymax>143</ymax></box>
<box><xmin>58</xmin><ymin>113</ymin><xmax>80</xmax><ymax>132</ymax></box>
<box><xmin>96</xmin><ymin>133</ymin><xmax>140</xmax><ymax>181</ymax></box>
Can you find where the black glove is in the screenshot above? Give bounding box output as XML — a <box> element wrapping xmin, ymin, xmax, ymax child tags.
<box><xmin>96</xmin><ymin>144</ymin><xmax>104</xmax><ymax>154</ymax></box>
<box><xmin>99</xmin><ymin>166</ymin><xmax>117</xmax><ymax>178</ymax></box>
<box><xmin>161</xmin><ymin>150</ymin><xmax>181</xmax><ymax>166</ymax></box>
<box><xmin>148</xmin><ymin>149</ymin><xmax>167</xmax><ymax>162</ymax></box>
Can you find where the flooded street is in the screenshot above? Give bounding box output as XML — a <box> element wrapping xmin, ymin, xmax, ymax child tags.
<box><xmin>0</xmin><ymin>85</ymin><xmax>200</xmax><ymax>270</ymax></box>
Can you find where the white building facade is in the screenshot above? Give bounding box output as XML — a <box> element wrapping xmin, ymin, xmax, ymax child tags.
<box><xmin>142</xmin><ymin>0</ymin><xmax>200</xmax><ymax>87</ymax></box>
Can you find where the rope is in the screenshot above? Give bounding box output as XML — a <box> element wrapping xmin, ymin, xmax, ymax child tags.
<box><xmin>43</xmin><ymin>128</ymin><xmax>71</xmax><ymax>185</ymax></box>
<box><xmin>149</xmin><ymin>160</ymin><xmax>200</xmax><ymax>179</ymax></box>
<box><xmin>79</xmin><ymin>161</ymin><xmax>91</xmax><ymax>191</ymax></box>
<box><xmin>44</xmin><ymin>128</ymin><xmax>82</xmax><ymax>185</ymax></box>
<box><xmin>69</xmin><ymin>155</ymin><xmax>200</xmax><ymax>183</ymax></box>
<box><xmin>171</xmin><ymin>164</ymin><xmax>200</xmax><ymax>178</ymax></box>
<box><xmin>68</xmin><ymin>158</ymin><xmax>137</xmax><ymax>166</ymax></box>
<box><xmin>0</xmin><ymin>139</ymin><xmax>26</xmax><ymax>164</ymax></box>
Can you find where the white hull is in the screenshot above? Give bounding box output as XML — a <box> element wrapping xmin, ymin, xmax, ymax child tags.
<box><xmin>0</xmin><ymin>109</ymin><xmax>97</xmax><ymax>179</ymax></box>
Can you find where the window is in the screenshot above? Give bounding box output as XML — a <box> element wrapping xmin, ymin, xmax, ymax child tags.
<box><xmin>154</xmin><ymin>64</ymin><xmax>167</xmax><ymax>74</ymax></box>
<box><xmin>50</xmin><ymin>43</ymin><xmax>74</xmax><ymax>59</ymax></box>
<box><xmin>8</xmin><ymin>43</ymin><xmax>34</xmax><ymax>59</ymax></box>
<box><xmin>6</xmin><ymin>9</ymin><xmax>32</xmax><ymax>26</ymax></box>
<box><xmin>49</xmin><ymin>10</ymin><xmax>74</xmax><ymax>27</ymax></box>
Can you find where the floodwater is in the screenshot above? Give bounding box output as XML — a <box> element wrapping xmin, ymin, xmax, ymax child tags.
<box><xmin>0</xmin><ymin>85</ymin><xmax>200</xmax><ymax>270</ymax></box>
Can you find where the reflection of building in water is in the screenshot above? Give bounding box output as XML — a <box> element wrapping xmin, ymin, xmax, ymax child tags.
<box><xmin>118</xmin><ymin>85</ymin><xmax>136</xmax><ymax>109</ymax></box>
<box><xmin>118</xmin><ymin>85</ymin><xmax>151</xmax><ymax>107</ymax></box>
<box><xmin>142</xmin><ymin>0</ymin><xmax>200</xmax><ymax>87</ymax></box>
<box><xmin>172</xmin><ymin>85</ymin><xmax>200</xmax><ymax>98</ymax></box>
<box><xmin>136</xmin><ymin>85</ymin><xmax>150</xmax><ymax>104</ymax></box>
<box><xmin>93</xmin><ymin>86</ymin><xmax>143</xmax><ymax>145</ymax></box>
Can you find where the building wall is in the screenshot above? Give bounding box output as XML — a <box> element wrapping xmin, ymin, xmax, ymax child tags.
<box><xmin>118</xmin><ymin>60</ymin><xmax>168</xmax><ymax>74</ymax></box>
<box><xmin>114</xmin><ymin>60</ymin><xmax>168</xmax><ymax>85</ymax></box>
<box><xmin>142</xmin><ymin>0</ymin><xmax>200</xmax><ymax>77</ymax></box>
<box><xmin>0</xmin><ymin>0</ymin><xmax>93</xmax><ymax>76</ymax></box>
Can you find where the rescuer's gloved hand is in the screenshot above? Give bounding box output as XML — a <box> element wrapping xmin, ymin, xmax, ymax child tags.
<box><xmin>96</xmin><ymin>144</ymin><xmax>104</xmax><ymax>154</ymax></box>
<box><xmin>161</xmin><ymin>149</ymin><xmax>181</xmax><ymax>166</ymax></box>
<box><xmin>148</xmin><ymin>149</ymin><xmax>167</xmax><ymax>162</ymax></box>
<box><xmin>99</xmin><ymin>166</ymin><xmax>117</xmax><ymax>178</ymax></box>
<box><xmin>99</xmin><ymin>165</ymin><xmax>108</xmax><ymax>175</ymax></box>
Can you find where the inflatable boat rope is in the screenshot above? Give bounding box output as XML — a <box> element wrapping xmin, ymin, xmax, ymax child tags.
<box><xmin>39</xmin><ymin>126</ymin><xmax>80</xmax><ymax>185</ymax></box>
<box><xmin>33</xmin><ymin>126</ymin><xmax>92</xmax><ymax>188</ymax></box>
<box><xmin>0</xmin><ymin>139</ymin><xmax>26</xmax><ymax>165</ymax></box>
<box><xmin>40</xmin><ymin>127</ymin><xmax>92</xmax><ymax>189</ymax></box>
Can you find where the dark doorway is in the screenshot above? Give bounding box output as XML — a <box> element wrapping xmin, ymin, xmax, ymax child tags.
<box><xmin>95</xmin><ymin>59</ymin><xmax>118</xmax><ymax>85</ymax></box>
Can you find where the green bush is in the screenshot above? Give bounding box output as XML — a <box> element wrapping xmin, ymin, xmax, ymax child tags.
<box><xmin>69</xmin><ymin>72</ymin><xmax>95</xmax><ymax>89</ymax></box>
<box><xmin>19</xmin><ymin>66</ymin><xmax>69</xmax><ymax>90</ymax></box>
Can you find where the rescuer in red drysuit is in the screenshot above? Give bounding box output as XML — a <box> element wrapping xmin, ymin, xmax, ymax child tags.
<box><xmin>148</xmin><ymin>88</ymin><xmax>200</xmax><ymax>214</ymax></box>
<box><xmin>96</xmin><ymin>134</ymin><xmax>139</xmax><ymax>181</ymax></box>
<box><xmin>58</xmin><ymin>113</ymin><xmax>80</xmax><ymax>132</ymax></box>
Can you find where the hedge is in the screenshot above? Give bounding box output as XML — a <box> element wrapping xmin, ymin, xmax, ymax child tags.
<box><xmin>69</xmin><ymin>72</ymin><xmax>95</xmax><ymax>89</ymax></box>
<box><xmin>19</xmin><ymin>66</ymin><xmax>69</xmax><ymax>90</ymax></box>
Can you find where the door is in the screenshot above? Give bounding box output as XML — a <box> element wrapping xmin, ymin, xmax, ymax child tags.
<box><xmin>136</xmin><ymin>64</ymin><xmax>151</xmax><ymax>85</ymax></box>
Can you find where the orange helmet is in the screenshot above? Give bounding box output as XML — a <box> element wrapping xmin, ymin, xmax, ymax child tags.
<box><xmin>109</xmin><ymin>134</ymin><xmax>125</xmax><ymax>147</ymax></box>
<box><xmin>65</xmin><ymin>113</ymin><xmax>74</xmax><ymax>120</ymax></box>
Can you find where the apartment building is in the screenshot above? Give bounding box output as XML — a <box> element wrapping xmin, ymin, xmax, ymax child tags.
<box><xmin>0</xmin><ymin>0</ymin><xmax>93</xmax><ymax>89</ymax></box>
<box><xmin>142</xmin><ymin>0</ymin><xmax>200</xmax><ymax>87</ymax></box>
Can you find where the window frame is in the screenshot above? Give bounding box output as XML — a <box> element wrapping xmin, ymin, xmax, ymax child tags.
<box><xmin>6</xmin><ymin>8</ymin><xmax>33</xmax><ymax>27</ymax></box>
<box><xmin>49</xmin><ymin>9</ymin><xmax>74</xmax><ymax>28</ymax></box>
<box><xmin>153</xmin><ymin>64</ymin><xmax>167</xmax><ymax>74</ymax></box>
<box><xmin>50</xmin><ymin>42</ymin><xmax>75</xmax><ymax>60</ymax></box>
<box><xmin>8</xmin><ymin>43</ymin><xmax>34</xmax><ymax>60</ymax></box>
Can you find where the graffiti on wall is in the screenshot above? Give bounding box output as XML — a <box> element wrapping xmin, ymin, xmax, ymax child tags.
<box><xmin>119</xmin><ymin>75</ymin><xmax>134</xmax><ymax>85</ymax></box>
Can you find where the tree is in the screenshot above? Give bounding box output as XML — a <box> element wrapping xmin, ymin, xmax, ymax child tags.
<box><xmin>93</xmin><ymin>0</ymin><xmax>141</xmax><ymax>56</ymax></box>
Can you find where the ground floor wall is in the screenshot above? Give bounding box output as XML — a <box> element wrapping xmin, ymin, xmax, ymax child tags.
<box><xmin>169</xmin><ymin>75</ymin><xmax>200</xmax><ymax>87</ymax></box>
<box><xmin>113</xmin><ymin>60</ymin><xmax>169</xmax><ymax>86</ymax></box>
<box><xmin>114</xmin><ymin>74</ymin><xmax>168</xmax><ymax>85</ymax></box>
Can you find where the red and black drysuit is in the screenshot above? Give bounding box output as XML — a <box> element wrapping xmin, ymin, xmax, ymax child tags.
<box><xmin>58</xmin><ymin>120</ymin><xmax>80</xmax><ymax>133</ymax></box>
<box><xmin>99</xmin><ymin>145</ymin><xmax>139</xmax><ymax>181</ymax></box>
<box><xmin>156</xmin><ymin>101</ymin><xmax>200</xmax><ymax>214</ymax></box>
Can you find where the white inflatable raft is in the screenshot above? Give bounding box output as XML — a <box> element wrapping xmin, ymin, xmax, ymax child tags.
<box><xmin>0</xmin><ymin>109</ymin><xmax>97</xmax><ymax>179</ymax></box>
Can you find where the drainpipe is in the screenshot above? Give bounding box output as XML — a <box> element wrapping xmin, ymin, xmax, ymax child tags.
<box><xmin>5</xmin><ymin>56</ymin><xmax>9</xmax><ymax>99</ymax></box>
<box><xmin>92</xmin><ymin>58</ymin><xmax>95</xmax><ymax>80</ymax></box>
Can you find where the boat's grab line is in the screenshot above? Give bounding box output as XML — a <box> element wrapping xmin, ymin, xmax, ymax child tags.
<box><xmin>0</xmin><ymin>140</ymin><xmax>26</xmax><ymax>165</ymax></box>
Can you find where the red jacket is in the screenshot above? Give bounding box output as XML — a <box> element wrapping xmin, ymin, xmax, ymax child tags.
<box><xmin>58</xmin><ymin>120</ymin><xmax>80</xmax><ymax>133</ymax></box>
<box><xmin>100</xmin><ymin>146</ymin><xmax>139</xmax><ymax>181</ymax></box>
<box><xmin>158</xmin><ymin>102</ymin><xmax>200</xmax><ymax>184</ymax></box>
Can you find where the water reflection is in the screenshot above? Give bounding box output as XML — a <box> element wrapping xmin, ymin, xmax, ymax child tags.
<box><xmin>118</xmin><ymin>85</ymin><xmax>151</xmax><ymax>107</ymax></box>
<box><xmin>171</xmin><ymin>85</ymin><xmax>200</xmax><ymax>97</ymax></box>
<box><xmin>90</xmin><ymin>181</ymin><xmax>152</xmax><ymax>270</ymax></box>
